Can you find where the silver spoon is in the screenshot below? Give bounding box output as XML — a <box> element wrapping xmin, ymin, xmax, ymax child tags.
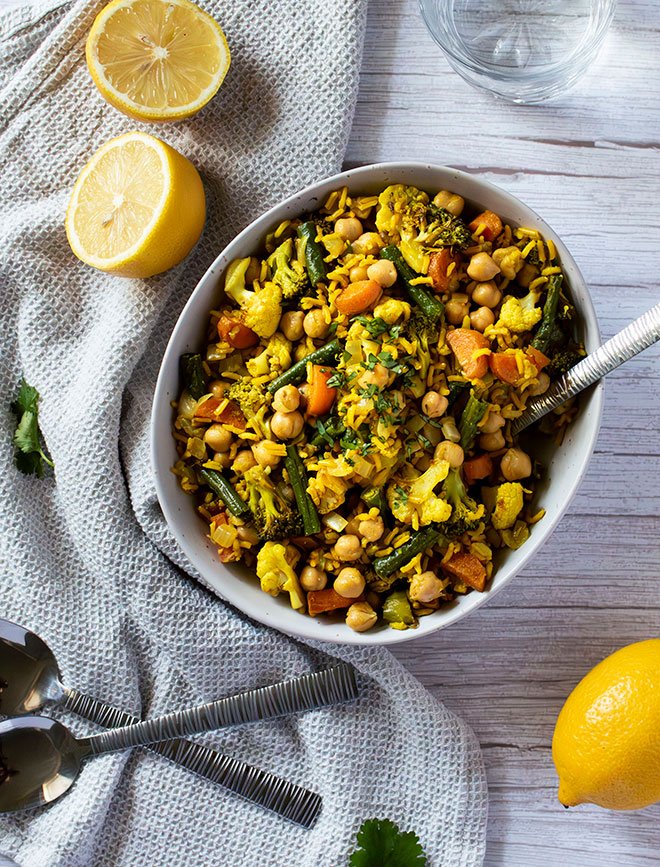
<box><xmin>0</xmin><ymin>620</ymin><xmax>325</xmax><ymax>827</ymax></box>
<box><xmin>511</xmin><ymin>302</ymin><xmax>660</xmax><ymax>435</ymax></box>
<box><xmin>0</xmin><ymin>623</ymin><xmax>356</xmax><ymax>822</ymax></box>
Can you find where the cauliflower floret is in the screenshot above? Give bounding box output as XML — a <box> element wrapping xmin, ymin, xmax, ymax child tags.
<box><xmin>373</xmin><ymin>298</ymin><xmax>411</xmax><ymax>325</ymax></box>
<box><xmin>256</xmin><ymin>541</ymin><xmax>305</xmax><ymax>610</ymax></box>
<box><xmin>387</xmin><ymin>459</ymin><xmax>452</xmax><ymax>528</ymax></box>
<box><xmin>375</xmin><ymin>184</ymin><xmax>429</xmax><ymax>240</ymax></box>
<box><xmin>246</xmin><ymin>333</ymin><xmax>292</xmax><ymax>378</ymax></box>
<box><xmin>224</xmin><ymin>257</ymin><xmax>282</xmax><ymax>338</ymax></box>
<box><xmin>492</xmin><ymin>482</ymin><xmax>524</xmax><ymax>530</ymax></box>
<box><xmin>498</xmin><ymin>295</ymin><xmax>543</xmax><ymax>333</ymax></box>
<box><xmin>492</xmin><ymin>246</ymin><xmax>524</xmax><ymax>280</ymax></box>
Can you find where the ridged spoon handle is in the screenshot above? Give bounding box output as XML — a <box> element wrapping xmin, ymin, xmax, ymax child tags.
<box><xmin>86</xmin><ymin>665</ymin><xmax>357</xmax><ymax>755</ymax></box>
<box><xmin>511</xmin><ymin>302</ymin><xmax>660</xmax><ymax>435</ymax></box>
<box><xmin>63</xmin><ymin>687</ymin><xmax>322</xmax><ymax>828</ymax></box>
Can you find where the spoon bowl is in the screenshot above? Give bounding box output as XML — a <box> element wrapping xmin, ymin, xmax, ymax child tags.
<box><xmin>0</xmin><ymin>716</ymin><xmax>87</xmax><ymax>811</ymax></box>
<box><xmin>0</xmin><ymin>622</ymin><xmax>63</xmax><ymax>715</ymax></box>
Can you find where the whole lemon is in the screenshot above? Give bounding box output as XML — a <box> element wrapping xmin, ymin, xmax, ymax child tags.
<box><xmin>552</xmin><ymin>638</ymin><xmax>660</xmax><ymax>810</ymax></box>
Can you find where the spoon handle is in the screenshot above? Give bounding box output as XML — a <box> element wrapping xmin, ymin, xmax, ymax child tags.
<box><xmin>511</xmin><ymin>301</ymin><xmax>660</xmax><ymax>436</ymax></box>
<box><xmin>86</xmin><ymin>664</ymin><xmax>357</xmax><ymax>754</ymax></box>
<box><xmin>63</xmin><ymin>688</ymin><xmax>322</xmax><ymax>828</ymax></box>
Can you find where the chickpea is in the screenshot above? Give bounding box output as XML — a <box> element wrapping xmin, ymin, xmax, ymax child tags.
<box><xmin>300</xmin><ymin>565</ymin><xmax>327</xmax><ymax>592</ymax></box>
<box><xmin>204</xmin><ymin>424</ymin><xmax>232</xmax><ymax>453</ymax></box>
<box><xmin>500</xmin><ymin>447</ymin><xmax>532</xmax><ymax>481</ymax></box>
<box><xmin>303</xmin><ymin>309</ymin><xmax>329</xmax><ymax>339</ymax></box>
<box><xmin>251</xmin><ymin>440</ymin><xmax>281</xmax><ymax>468</ymax></box>
<box><xmin>346</xmin><ymin>601</ymin><xmax>377</xmax><ymax>632</ymax></box>
<box><xmin>527</xmin><ymin>371</ymin><xmax>550</xmax><ymax>396</ymax></box>
<box><xmin>467</xmin><ymin>252</ymin><xmax>500</xmax><ymax>282</ymax></box>
<box><xmin>232</xmin><ymin>450</ymin><xmax>257</xmax><ymax>473</ymax></box>
<box><xmin>272</xmin><ymin>384</ymin><xmax>300</xmax><ymax>414</ymax></box>
<box><xmin>479</xmin><ymin>430</ymin><xmax>506</xmax><ymax>451</ymax></box>
<box><xmin>335</xmin><ymin>217</ymin><xmax>363</xmax><ymax>242</ymax></box>
<box><xmin>358</xmin><ymin>516</ymin><xmax>384</xmax><ymax>542</ymax></box>
<box><xmin>421</xmin><ymin>390</ymin><xmax>449</xmax><ymax>419</ymax></box>
<box><xmin>359</xmin><ymin>363</ymin><xmax>390</xmax><ymax>389</ymax></box>
<box><xmin>349</xmin><ymin>264</ymin><xmax>369</xmax><ymax>283</ymax></box>
<box><xmin>432</xmin><ymin>190</ymin><xmax>465</xmax><ymax>216</ymax></box>
<box><xmin>434</xmin><ymin>440</ymin><xmax>464</xmax><ymax>468</ymax></box>
<box><xmin>480</xmin><ymin>410</ymin><xmax>505</xmax><ymax>434</ymax></box>
<box><xmin>280</xmin><ymin>310</ymin><xmax>304</xmax><ymax>341</ymax></box>
<box><xmin>333</xmin><ymin>534</ymin><xmax>362</xmax><ymax>562</ymax></box>
<box><xmin>367</xmin><ymin>259</ymin><xmax>397</xmax><ymax>288</ymax></box>
<box><xmin>244</xmin><ymin>257</ymin><xmax>261</xmax><ymax>283</ymax></box>
<box><xmin>409</xmin><ymin>570</ymin><xmax>446</xmax><ymax>604</ymax></box>
<box><xmin>445</xmin><ymin>296</ymin><xmax>470</xmax><ymax>326</ymax></box>
<box><xmin>334</xmin><ymin>567</ymin><xmax>366</xmax><ymax>598</ymax></box>
<box><xmin>471</xmin><ymin>281</ymin><xmax>502</xmax><ymax>308</ymax></box>
<box><xmin>211</xmin><ymin>451</ymin><xmax>231</xmax><ymax>468</ymax></box>
<box><xmin>209</xmin><ymin>379</ymin><xmax>229</xmax><ymax>399</ymax></box>
<box><xmin>270</xmin><ymin>410</ymin><xmax>304</xmax><ymax>440</ymax></box>
<box><xmin>351</xmin><ymin>232</ymin><xmax>382</xmax><ymax>256</ymax></box>
<box><xmin>470</xmin><ymin>306</ymin><xmax>495</xmax><ymax>332</ymax></box>
<box><xmin>237</xmin><ymin>525</ymin><xmax>260</xmax><ymax>544</ymax></box>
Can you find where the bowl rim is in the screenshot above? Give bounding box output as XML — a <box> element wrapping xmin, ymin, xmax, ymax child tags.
<box><xmin>150</xmin><ymin>160</ymin><xmax>603</xmax><ymax>645</ymax></box>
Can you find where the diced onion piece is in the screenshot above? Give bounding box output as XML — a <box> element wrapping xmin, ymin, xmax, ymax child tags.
<box><xmin>324</xmin><ymin>512</ymin><xmax>348</xmax><ymax>532</ymax></box>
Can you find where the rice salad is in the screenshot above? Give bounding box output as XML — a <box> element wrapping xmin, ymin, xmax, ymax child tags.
<box><xmin>171</xmin><ymin>183</ymin><xmax>583</xmax><ymax>633</ymax></box>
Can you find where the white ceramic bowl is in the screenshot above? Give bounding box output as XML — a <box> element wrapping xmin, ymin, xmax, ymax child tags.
<box><xmin>151</xmin><ymin>162</ymin><xmax>603</xmax><ymax>645</ymax></box>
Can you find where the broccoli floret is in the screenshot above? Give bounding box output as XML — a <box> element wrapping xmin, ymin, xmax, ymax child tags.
<box><xmin>242</xmin><ymin>464</ymin><xmax>302</xmax><ymax>541</ymax></box>
<box><xmin>387</xmin><ymin>459</ymin><xmax>453</xmax><ymax>528</ymax></box>
<box><xmin>266</xmin><ymin>238</ymin><xmax>309</xmax><ymax>302</ymax></box>
<box><xmin>497</xmin><ymin>286</ymin><xmax>544</xmax><ymax>333</ymax></box>
<box><xmin>224</xmin><ymin>257</ymin><xmax>282</xmax><ymax>339</ymax></box>
<box><xmin>227</xmin><ymin>378</ymin><xmax>272</xmax><ymax>416</ymax></box>
<box><xmin>440</xmin><ymin>467</ymin><xmax>485</xmax><ymax>538</ymax></box>
<box><xmin>546</xmin><ymin>348</ymin><xmax>584</xmax><ymax>377</ymax></box>
<box><xmin>256</xmin><ymin>541</ymin><xmax>305</xmax><ymax>610</ymax></box>
<box><xmin>419</xmin><ymin>204</ymin><xmax>472</xmax><ymax>250</ymax></box>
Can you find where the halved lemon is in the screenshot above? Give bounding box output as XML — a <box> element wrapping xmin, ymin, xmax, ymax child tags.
<box><xmin>86</xmin><ymin>0</ymin><xmax>230</xmax><ymax>122</ymax></box>
<box><xmin>65</xmin><ymin>131</ymin><xmax>205</xmax><ymax>278</ymax></box>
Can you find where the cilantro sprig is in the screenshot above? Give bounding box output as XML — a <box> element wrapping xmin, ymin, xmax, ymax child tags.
<box><xmin>349</xmin><ymin>818</ymin><xmax>426</xmax><ymax>866</ymax></box>
<box><xmin>11</xmin><ymin>379</ymin><xmax>53</xmax><ymax>478</ymax></box>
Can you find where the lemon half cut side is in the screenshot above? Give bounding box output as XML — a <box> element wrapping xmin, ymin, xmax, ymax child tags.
<box><xmin>65</xmin><ymin>131</ymin><xmax>205</xmax><ymax>278</ymax></box>
<box><xmin>86</xmin><ymin>0</ymin><xmax>230</xmax><ymax>122</ymax></box>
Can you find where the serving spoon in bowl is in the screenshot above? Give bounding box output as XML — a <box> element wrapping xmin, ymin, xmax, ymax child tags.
<box><xmin>0</xmin><ymin>619</ymin><xmax>356</xmax><ymax>824</ymax></box>
<box><xmin>511</xmin><ymin>302</ymin><xmax>660</xmax><ymax>435</ymax></box>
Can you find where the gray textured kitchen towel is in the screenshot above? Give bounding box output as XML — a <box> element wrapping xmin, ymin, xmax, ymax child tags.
<box><xmin>0</xmin><ymin>0</ymin><xmax>488</xmax><ymax>864</ymax></box>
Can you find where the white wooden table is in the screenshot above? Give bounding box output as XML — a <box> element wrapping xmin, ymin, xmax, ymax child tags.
<box><xmin>347</xmin><ymin>1</ymin><xmax>660</xmax><ymax>864</ymax></box>
<box><xmin>0</xmin><ymin>0</ymin><xmax>657</xmax><ymax>863</ymax></box>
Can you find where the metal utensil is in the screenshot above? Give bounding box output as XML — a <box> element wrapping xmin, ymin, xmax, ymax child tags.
<box><xmin>511</xmin><ymin>302</ymin><xmax>660</xmax><ymax>436</ymax></box>
<box><xmin>0</xmin><ymin>622</ymin><xmax>355</xmax><ymax>823</ymax></box>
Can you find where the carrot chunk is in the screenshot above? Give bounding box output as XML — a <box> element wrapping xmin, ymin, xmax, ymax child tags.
<box><xmin>428</xmin><ymin>249</ymin><xmax>460</xmax><ymax>293</ymax></box>
<box><xmin>442</xmin><ymin>552</ymin><xmax>487</xmax><ymax>592</ymax></box>
<box><xmin>307</xmin><ymin>588</ymin><xmax>364</xmax><ymax>617</ymax></box>
<box><xmin>463</xmin><ymin>454</ymin><xmax>493</xmax><ymax>485</ymax></box>
<box><xmin>489</xmin><ymin>352</ymin><xmax>521</xmax><ymax>385</ymax></box>
<box><xmin>306</xmin><ymin>364</ymin><xmax>337</xmax><ymax>417</ymax></box>
<box><xmin>446</xmin><ymin>328</ymin><xmax>490</xmax><ymax>380</ymax></box>
<box><xmin>468</xmin><ymin>210</ymin><xmax>503</xmax><ymax>242</ymax></box>
<box><xmin>336</xmin><ymin>280</ymin><xmax>383</xmax><ymax>315</ymax></box>
<box><xmin>217</xmin><ymin>315</ymin><xmax>259</xmax><ymax>349</ymax></box>
<box><xmin>527</xmin><ymin>346</ymin><xmax>550</xmax><ymax>371</ymax></box>
<box><xmin>194</xmin><ymin>396</ymin><xmax>246</xmax><ymax>429</ymax></box>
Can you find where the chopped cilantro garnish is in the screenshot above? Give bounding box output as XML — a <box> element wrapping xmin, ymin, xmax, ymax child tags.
<box><xmin>11</xmin><ymin>379</ymin><xmax>53</xmax><ymax>478</ymax></box>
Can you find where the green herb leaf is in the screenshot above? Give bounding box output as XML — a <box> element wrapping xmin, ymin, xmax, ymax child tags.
<box><xmin>349</xmin><ymin>818</ymin><xmax>426</xmax><ymax>867</ymax></box>
<box><xmin>11</xmin><ymin>379</ymin><xmax>53</xmax><ymax>477</ymax></box>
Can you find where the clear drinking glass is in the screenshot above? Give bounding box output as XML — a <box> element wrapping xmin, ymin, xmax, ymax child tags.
<box><xmin>419</xmin><ymin>0</ymin><xmax>617</xmax><ymax>104</ymax></box>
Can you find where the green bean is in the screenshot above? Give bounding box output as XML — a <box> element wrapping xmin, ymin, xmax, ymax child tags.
<box><xmin>267</xmin><ymin>339</ymin><xmax>342</xmax><ymax>394</ymax></box>
<box><xmin>297</xmin><ymin>221</ymin><xmax>328</xmax><ymax>285</ymax></box>
<box><xmin>380</xmin><ymin>245</ymin><xmax>444</xmax><ymax>323</ymax></box>
<box><xmin>459</xmin><ymin>391</ymin><xmax>489</xmax><ymax>451</ymax></box>
<box><xmin>198</xmin><ymin>468</ymin><xmax>251</xmax><ymax>520</ymax></box>
<box><xmin>284</xmin><ymin>445</ymin><xmax>321</xmax><ymax>535</ymax></box>
<box><xmin>373</xmin><ymin>526</ymin><xmax>445</xmax><ymax>577</ymax></box>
